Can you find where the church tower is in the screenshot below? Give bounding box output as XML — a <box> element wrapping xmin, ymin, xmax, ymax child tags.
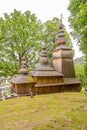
<box><xmin>52</xmin><ymin>20</ymin><xmax>75</xmax><ymax>78</ymax></box>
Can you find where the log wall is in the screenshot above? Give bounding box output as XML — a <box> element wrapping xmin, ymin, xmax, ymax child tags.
<box><xmin>32</xmin><ymin>84</ymin><xmax>81</xmax><ymax>94</ymax></box>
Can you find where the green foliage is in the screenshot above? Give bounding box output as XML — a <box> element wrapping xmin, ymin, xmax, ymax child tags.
<box><xmin>43</xmin><ymin>18</ymin><xmax>59</xmax><ymax>65</ymax></box>
<box><xmin>43</xmin><ymin>17</ymin><xmax>72</xmax><ymax>65</ymax></box>
<box><xmin>68</xmin><ymin>0</ymin><xmax>87</xmax><ymax>76</ymax></box>
<box><xmin>0</xmin><ymin>9</ymin><xmax>42</xmax><ymax>76</ymax></box>
<box><xmin>68</xmin><ymin>0</ymin><xmax>87</xmax><ymax>45</ymax></box>
<box><xmin>0</xmin><ymin>10</ymin><xmax>71</xmax><ymax>76</ymax></box>
<box><xmin>75</xmin><ymin>63</ymin><xmax>87</xmax><ymax>88</ymax></box>
<box><xmin>74</xmin><ymin>56</ymin><xmax>87</xmax><ymax>88</ymax></box>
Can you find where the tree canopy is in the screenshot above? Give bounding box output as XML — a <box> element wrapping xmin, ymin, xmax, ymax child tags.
<box><xmin>0</xmin><ymin>9</ymin><xmax>71</xmax><ymax>77</ymax></box>
<box><xmin>68</xmin><ymin>0</ymin><xmax>87</xmax><ymax>50</ymax></box>
<box><xmin>0</xmin><ymin>9</ymin><xmax>42</xmax><ymax>76</ymax></box>
<box><xmin>68</xmin><ymin>0</ymin><xmax>87</xmax><ymax>77</ymax></box>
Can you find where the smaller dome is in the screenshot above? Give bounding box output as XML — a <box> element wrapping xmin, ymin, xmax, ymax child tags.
<box><xmin>11</xmin><ymin>55</ymin><xmax>35</xmax><ymax>84</ymax></box>
<box><xmin>19</xmin><ymin>56</ymin><xmax>28</xmax><ymax>74</ymax></box>
<box><xmin>39</xmin><ymin>44</ymin><xmax>48</xmax><ymax>65</ymax></box>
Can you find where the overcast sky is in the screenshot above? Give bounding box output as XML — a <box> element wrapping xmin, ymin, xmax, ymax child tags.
<box><xmin>0</xmin><ymin>0</ymin><xmax>83</xmax><ymax>59</ymax></box>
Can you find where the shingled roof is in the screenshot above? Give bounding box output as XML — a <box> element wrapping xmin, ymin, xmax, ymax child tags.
<box><xmin>11</xmin><ymin>56</ymin><xmax>35</xmax><ymax>84</ymax></box>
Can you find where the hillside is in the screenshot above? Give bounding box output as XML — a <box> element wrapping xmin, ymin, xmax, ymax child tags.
<box><xmin>74</xmin><ymin>56</ymin><xmax>84</xmax><ymax>64</ymax></box>
<box><xmin>0</xmin><ymin>92</ymin><xmax>87</xmax><ymax>130</ymax></box>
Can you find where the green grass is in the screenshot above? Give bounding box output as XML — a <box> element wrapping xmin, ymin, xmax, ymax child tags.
<box><xmin>0</xmin><ymin>92</ymin><xmax>87</xmax><ymax>130</ymax></box>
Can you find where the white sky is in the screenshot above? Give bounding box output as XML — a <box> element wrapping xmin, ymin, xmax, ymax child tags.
<box><xmin>0</xmin><ymin>0</ymin><xmax>83</xmax><ymax>59</ymax></box>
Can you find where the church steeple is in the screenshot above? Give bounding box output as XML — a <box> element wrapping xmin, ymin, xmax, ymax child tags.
<box><xmin>53</xmin><ymin>16</ymin><xmax>76</xmax><ymax>78</ymax></box>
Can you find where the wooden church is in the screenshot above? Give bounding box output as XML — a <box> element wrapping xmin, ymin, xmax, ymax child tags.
<box><xmin>31</xmin><ymin>21</ymin><xmax>81</xmax><ymax>94</ymax></box>
<box><xmin>11</xmin><ymin>21</ymin><xmax>81</xmax><ymax>95</ymax></box>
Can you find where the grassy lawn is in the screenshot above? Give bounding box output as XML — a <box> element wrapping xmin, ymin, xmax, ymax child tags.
<box><xmin>0</xmin><ymin>92</ymin><xmax>87</xmax><ymax>130</ymax></box>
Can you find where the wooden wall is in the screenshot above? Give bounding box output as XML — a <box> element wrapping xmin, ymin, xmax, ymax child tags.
<box><xmin>32</xmin><ymin>84</ymin><xmax>81</xmax><ymax>94</ymax></box>
<box><xmin>12</xmin><ymin>83</ymin><xmax>34</xmax><ymax>95</ymax></box>
<box><xmin>34</xmin><ymin>76</ymin><xmax>63</xmax><ymax>84</ymax></box>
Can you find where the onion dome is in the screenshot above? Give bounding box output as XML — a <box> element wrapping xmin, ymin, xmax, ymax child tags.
<box><xmin>10</xmin><ymin>56</ymin><xmax>35</xmax><ymax>84</ymax></box>
<box><xmin>56</xmin><ymin>19</ymin><xmax>66</xmax><ymax>45</ymax></box>
<box><xmin>39</xmin><ymin>44</ymin><xmax>48</xmax><ymax>65</ymax></box>
<box><xmin>54</xmin><ymin>17</ymin><xmax>70</xmax><ymax>51</ymax></box>
<box><xmin>19</xmin><ymin>56</ymin><xmax>28</xmax><ymax>75</ymax></box>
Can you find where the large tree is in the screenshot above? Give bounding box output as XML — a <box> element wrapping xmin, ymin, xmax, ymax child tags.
<box><xmin>0</xmin><ymin>9</ymin><xmax>43</xmax><ymax>76</ymax></box>
<box><xmin>0</xmin><ymin>10</ymin><xmax>71</xmax><ymax>77</ymax></box>
<box><xmin>68</xmin><ymin>0</ymin><xmax>87</xmax><ymax>76</ymax></box>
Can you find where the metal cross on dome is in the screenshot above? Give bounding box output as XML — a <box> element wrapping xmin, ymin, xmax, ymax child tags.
<box><xmin>60</xmin><ymin>14</ymin><xmax>63</xmax><ymax>23</ymax></box>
